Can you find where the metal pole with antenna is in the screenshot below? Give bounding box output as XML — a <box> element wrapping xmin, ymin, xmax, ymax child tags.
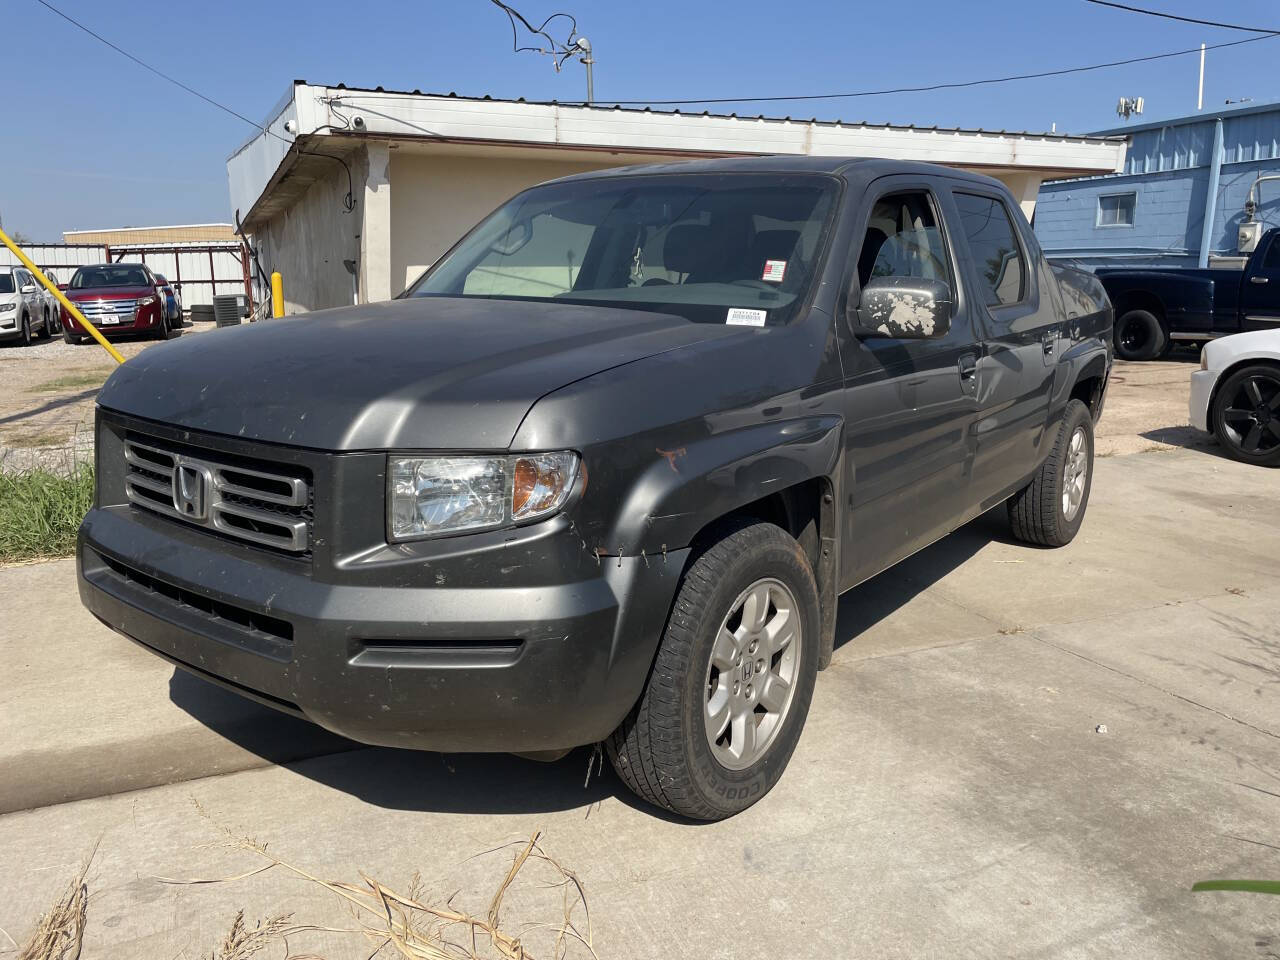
<box><xmin>576</xmin><ymin>37</ymin><xmax>594</xmax><ymax>104</ymax></box>
<box><xmin>1197</xmin><ymin>42</ymin><xmax>1205</xmax><ymax>110</ymax></box>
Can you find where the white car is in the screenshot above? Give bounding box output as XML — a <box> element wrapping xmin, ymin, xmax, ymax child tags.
<box><xmin>1190</xmin><ymin>329</ymin><xmax>1280</xmax><ymax>467</ymax></box>
<box><xmin>0</xmin><ymin>265</ymin><xmax>55</xmax><ymax>346</ymax></box>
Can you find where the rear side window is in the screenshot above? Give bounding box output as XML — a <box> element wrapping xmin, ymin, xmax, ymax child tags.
<box><xmin>952</xmin><ymin>193</ymin><xmax>1026</xmax><ymax>306</ymax></box>
<box><xmin>1265</xmin><ymin>236</ymin><xmax>1280</xmax><ymax>272</ymax></box>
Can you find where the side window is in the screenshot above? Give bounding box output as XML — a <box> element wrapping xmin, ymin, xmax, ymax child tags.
<box><xmin>856</xmin><ymin>191</ymin><xmax>950</xmax><ymax>289</ymax></box>
<box><xmin>952</xmin><ymin>192</ymin><xmax>1027</xmax><ymax>307</ymax></box>
<box><xmin>1264</xmin><ymin>236</ymin><xmax>1280</xmax><ymax>272</ymax></box>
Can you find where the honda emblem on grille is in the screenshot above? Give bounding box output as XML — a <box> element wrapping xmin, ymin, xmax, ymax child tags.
<box><xmin>172</xmin><ymin>461</ymin><xmax>212</xmax><ymax>520</ymax></box>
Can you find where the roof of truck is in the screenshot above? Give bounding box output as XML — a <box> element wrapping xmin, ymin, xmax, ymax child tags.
<box><xmin>546</xmin><ymin>154</ymin><xmax>1006</xmax><ymax>188</ymax></box>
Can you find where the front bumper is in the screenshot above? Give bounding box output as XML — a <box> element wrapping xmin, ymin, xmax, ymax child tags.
<box><xmin>63</xmin><ymin>303</ymin><xmax>163</xmax><ymax>337</ymax></box>
<box><xmin>78</xmin><ymin>503</ymin><xmax>687</xmax><ymax>753</ymax></box>
<box><xmin>1190</xmin><ymin>369</ymin><xmax>1216</xmax><ymax>432</ymax></box>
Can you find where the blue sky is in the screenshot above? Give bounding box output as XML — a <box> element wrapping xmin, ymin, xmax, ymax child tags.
<box><xmin>3</xmin><ymin>0</ymin><xmax>1277</xmax><ymax>240</ymax></box>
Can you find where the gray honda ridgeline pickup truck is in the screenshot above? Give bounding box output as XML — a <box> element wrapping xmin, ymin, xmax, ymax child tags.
<box><xmin>78</xmin><ymin>157</ymin><xmax>1112</xmax><ymax>820</ymax></box>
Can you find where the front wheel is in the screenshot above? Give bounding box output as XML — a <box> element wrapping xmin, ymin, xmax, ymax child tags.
<box><xmin>18</xmin><ymin>313</ymin><xmax>32</xmax><ymax>346</ymax></box>
<box><xmin>1007</xmin><ymin>398</ymin><xmax>1095</xmax><ymax>547</ymax></box>
<box><xmin>607</xmin><ymin>519</ymin><xmax>820</xmax><ymax>820</ymax></box>
<box><xmin>1211</xmin><ymin>364</ymin><xmax>1280</xmax><ymax>467</ymax></box>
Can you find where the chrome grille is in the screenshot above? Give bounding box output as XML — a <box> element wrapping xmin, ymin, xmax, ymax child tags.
<box><xmin>124</xmin><ymin>437</ymin><xmax>311</xmax><ymax>554</ymax></box>
<box><xmin>73</xmin><ymin>298</ymin><xmax>139</xmax><ymax>324</ymax></box>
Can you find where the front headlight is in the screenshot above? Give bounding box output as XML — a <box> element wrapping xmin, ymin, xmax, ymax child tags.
<box><xmin>0</xmin><ymin>302</ymin><xmax>15</xmax><ymax>313</ymax></box>
<box><xmin>388</xmin><ymin>451</ymin><xmax>579</xmax><ymax>541</ymax></box>
<box><xmin>137</xmin><ymin>295</ymin><xmax>157</xmax><ymax>308</ymax></box>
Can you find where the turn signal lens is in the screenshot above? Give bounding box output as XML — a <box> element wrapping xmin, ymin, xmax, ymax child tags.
<box><xmin>511</xmin><ymin>452</ymin><xmax>579</xmax><ymax>522</ymax></box>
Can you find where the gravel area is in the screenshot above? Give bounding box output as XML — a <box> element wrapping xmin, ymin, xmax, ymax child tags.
<box><xmin>0</xmin><ymin>320</ymin><xmax>216</xmax><ymax>471</ymax></box>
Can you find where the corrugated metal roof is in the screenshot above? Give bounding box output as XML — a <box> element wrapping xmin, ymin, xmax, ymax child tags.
<box><xmin>307</xmin><ymin>81</ymin><xmax>1125</xmax><ymax>145</ymax></box>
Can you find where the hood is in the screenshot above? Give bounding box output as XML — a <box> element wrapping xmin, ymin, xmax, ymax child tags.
<box><xmin>98</xmin><ymin>297</ymin><xmax>741</xmax><ymax>451</ymax></box>
<box><xmin>67</xmin><ymin>285</ymin><xmax>156</xmax><ymax>300</ymax></box>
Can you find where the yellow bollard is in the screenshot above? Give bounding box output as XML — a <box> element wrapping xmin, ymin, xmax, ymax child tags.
<box><xmin>271</xmin><ymin>272</ymin><xmax>284</xmax><ymax>318</ymax></box>
<box><xmin>0</xmin><ymin>226</ymin><xmax>125</xmax><ymax>364</ymax></box>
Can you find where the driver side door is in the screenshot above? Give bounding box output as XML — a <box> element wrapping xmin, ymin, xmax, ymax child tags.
<box><xmin>838</xmin><ymin>178</ymin><xmax>983</xmax><ymax>588</ymax></box>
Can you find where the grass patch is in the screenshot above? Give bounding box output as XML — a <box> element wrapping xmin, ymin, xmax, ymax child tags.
<box><xmin>0</xmin><ymin>464</ymin><xmax>94</xmax><ymax>563</ymax></box>
<box><xmin>27</xmin><ymin>370</ymin><xmax>113</xmax><ymax>393</ymax></box>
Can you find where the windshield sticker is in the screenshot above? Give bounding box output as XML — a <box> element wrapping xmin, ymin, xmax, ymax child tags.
<box><xmin>726</xmin><ymin>308</ymin><xmax>768</xmax><ymax>327</ymax></box>
<box><xmin>761</xmin><ymin>259</ymin><xmax>787</xmax><ymax>283</ymax></box>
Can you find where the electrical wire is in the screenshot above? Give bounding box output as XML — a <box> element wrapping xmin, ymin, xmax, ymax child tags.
<box><xmin>33</xmin><ymin>0</ymin><xmax>360</xmax><ymax>213</ymax></box>
<box><xmin>488</xmin><ymin>0</ymin><xmax>584</xmax><ymax>70</ymax></box>
<box><xmin>1082</xmin><ymin>1</ymin><xmax>1280</xmax><ymax>35</ymax></box>
<box><xmin>33</xmin><ymin>0</ymin><xmax>289</xmax><ymax>142</ymax></box>
<box><xmin>599</xmin><ymin>33</ymin><xmax>1276</xmax><ymax>107</ymax></box>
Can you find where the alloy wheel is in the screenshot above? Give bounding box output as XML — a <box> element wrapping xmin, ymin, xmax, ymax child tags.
<box><xmin>1061</xmin><ymin>426</ymin><xmax>1088</xmax><ymax>521</ymax></box>
<box><xmin>1220</xmin><ymin>374</ymin><xmax>1280</xmax><ymax>456</ymax></box>
<box><xmin>703</xmin><ymin>578</ymin><xmax>802</xmax><ymax>770</ymax></box>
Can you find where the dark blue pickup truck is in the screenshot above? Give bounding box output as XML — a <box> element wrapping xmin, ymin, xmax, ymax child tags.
<box><xmin>1097</xmin><ymin>226</ymin><xmax>1280</xmax><ymax>360</ymax></box>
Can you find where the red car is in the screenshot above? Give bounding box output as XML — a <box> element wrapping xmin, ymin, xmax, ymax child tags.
<box><xmin>61</xmin><ymin>263</ymin><xmax>176</xmax><ymax>343</ymax></box>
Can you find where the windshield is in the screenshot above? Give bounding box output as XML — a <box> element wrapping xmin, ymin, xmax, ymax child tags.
<box><xmin>407</xmin><ymin>173</ymin><xmax>839</xmax><ymax>325</ymax></box>
<box><xmin>0</xmin><ymin>273</ymin><xmax>13</xmax><ymax>294</ymax></box>
<box><xmin>71</xmin><ymin>265</ymin><xmax>150</xmax><ymax>289</ymax></box>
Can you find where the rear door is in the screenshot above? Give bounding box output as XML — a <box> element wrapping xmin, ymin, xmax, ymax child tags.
<box><xmin>839</xmin><ymin>177</ymin><xmax>984</xmax><ymax>587</ymax></box>
<box><xmin>946</xmin><ymin>187</ymin><xmax>1058</xmax><ymax>501</ymax></box>
<box><xmin>1241</xmin><ymin>230</ymin><xmax>1280</xmax><ymax>330</ymax></box>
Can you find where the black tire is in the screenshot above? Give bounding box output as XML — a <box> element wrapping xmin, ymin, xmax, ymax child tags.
<box><xmin>18</xmin><ymin>312</ymin><xmax>32</xmax><ymax>347</ymax></box>
<box><xmin>607</xmin><ymin>519</ymin><xmax>820</xmax><ymax>820</ymax></box>
<box><xmin>62</xmin><ymin>326</ymin><xmax>83</xmax><ymax>345</ymax></box>
<box><xmin>48</xmin><ymin>308</ymin><xmax>61</xmax><ymax>336</ymax></box>
<box><xmin>1007</xmin><ymin>398</ymin><xmax>1095</xmax><ymax>547</ymax></box>
<box><xmin>1113</xmin><ymin>309</ymin><xmax>1167</xmax><ymax>362</ymax></box>
<box><xmin>36</xmin><ymin>309</ymin><xmax>51</xmax><ymax>340</ymax></box>
<box><xmin>153</xmin><ymin>311</ymin><xmax>175</xmax><ymax>340</ymax></box>
<box><xmin>1211</xmin><ymin>364</ymin><xmax>1280</xmax><ymax>468</ymax></box>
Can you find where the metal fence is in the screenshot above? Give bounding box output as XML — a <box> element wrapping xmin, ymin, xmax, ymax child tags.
<box><xmin>0</xmin><ymin>241</ymin><xmax>252</xmax><ymax>311</ymax></box>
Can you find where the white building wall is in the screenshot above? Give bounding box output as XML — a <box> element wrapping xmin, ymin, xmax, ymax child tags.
<box><xmin>254</xmin><ymin>148</ymin><xmax>368</xmax><ymax>314</ymax></box>
<box><xmin>388</xmin><ymin>152</ymin><xmax>616</xmax><ymax>295</ymax></box>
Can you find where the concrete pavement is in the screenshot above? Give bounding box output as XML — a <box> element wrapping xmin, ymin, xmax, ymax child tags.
<box><xmin>1</xmin><ymin>447</ymin><xmax>1278</xmax><ymax>958</ymax></box>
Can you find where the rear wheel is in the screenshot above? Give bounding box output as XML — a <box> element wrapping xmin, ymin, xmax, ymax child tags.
<box><xmin>607</xmin><ymin>519</ymin><xmax>820</xmax><ymax>820</ymax></box>
<box><xmin>1008</xmin><ymin>399</ymin><xmax>1095</xmax><ymax>547</ymax></box>
<box><xmin>1113</xmin><ymin>309</ymin><xmax>1167</xmax><ymax>362</ymax></box>
<box><xmin>1211</xmin><ymin>364</ymin><xmax>1280</xmax><ymax>467</ymax></box>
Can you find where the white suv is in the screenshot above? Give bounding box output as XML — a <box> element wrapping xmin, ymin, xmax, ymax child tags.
<box><xmin>0</xmin><ymin>265</ymin><xmax>55</xmax><ymax>345</ymax></box>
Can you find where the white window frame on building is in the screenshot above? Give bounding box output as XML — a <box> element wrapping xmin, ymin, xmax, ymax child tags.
<box><xmin>1096</xmin><ymin>192</ymin><xmax>1136</xmax><ymax>228</ymax></box>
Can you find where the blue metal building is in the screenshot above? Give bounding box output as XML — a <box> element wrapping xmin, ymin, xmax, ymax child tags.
<box><xmin>1035</xmin><ymin>101</ymin><xmax>1280</xmax><ymax>269</ymax></box>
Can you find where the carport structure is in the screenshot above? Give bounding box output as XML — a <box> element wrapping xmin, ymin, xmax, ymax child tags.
<box><xmin>228</xmin><ymin>82</ymin><xmax>1127</xmax><ymax>313</ymax></box>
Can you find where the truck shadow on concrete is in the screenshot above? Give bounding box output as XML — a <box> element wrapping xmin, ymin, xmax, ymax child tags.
<box><xmin>169</xmin><ymin>508</ymin><xmax>1015</xmax><ymax>820</ymax></box>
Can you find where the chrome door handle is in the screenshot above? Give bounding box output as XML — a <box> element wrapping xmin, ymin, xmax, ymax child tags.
<box><xmin>1251</xmin><ymin>276</ymin><xmax>1270</xmax><ymax>285</ymax></box>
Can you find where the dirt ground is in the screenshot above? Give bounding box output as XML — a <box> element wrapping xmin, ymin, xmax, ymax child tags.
<box><xmin>0</xmin><ymin>320</ymin><xmax>214</xmax><ymax>468</ymax></box>
<box><xmin>0</xmin><ymin>328</ymin><xmax>1210</xmax><ymax>466</ymax></box>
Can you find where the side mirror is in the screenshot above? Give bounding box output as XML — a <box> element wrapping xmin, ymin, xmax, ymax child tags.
<box><xmin>172</xmin><ymin>282</ymin><xmax>182</xmax><ymax>291</ymax></box>
<box><xmin>20</xmin><ymin>284</ymin><xmax>36</xmax><ymax>295</ymax></box>
<box><xmin>853</xmin><ymin>275</ymin><xmax>952</xmax><ymax>339</ymax></box>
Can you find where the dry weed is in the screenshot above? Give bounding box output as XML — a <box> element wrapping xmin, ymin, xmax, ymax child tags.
<box><xmin>161</xmin><ymin>802</ymin><xmax>596</xmax><ymax>960</ymax></box>
<box><xmin>16</xmin><ymin>843</ymin><xmax>95</xmax><ymax>960</ymax></box>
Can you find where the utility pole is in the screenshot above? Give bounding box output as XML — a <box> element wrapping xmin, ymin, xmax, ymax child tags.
<box><xmin>575</xmin><ymin>37</ymin><xmax>594</xmax><ymax>104</ymax></box>
<box><xmin>1197</xmin><ymin>42</ymin><xmax>1205</xmax><ymax>111</ymax></box>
